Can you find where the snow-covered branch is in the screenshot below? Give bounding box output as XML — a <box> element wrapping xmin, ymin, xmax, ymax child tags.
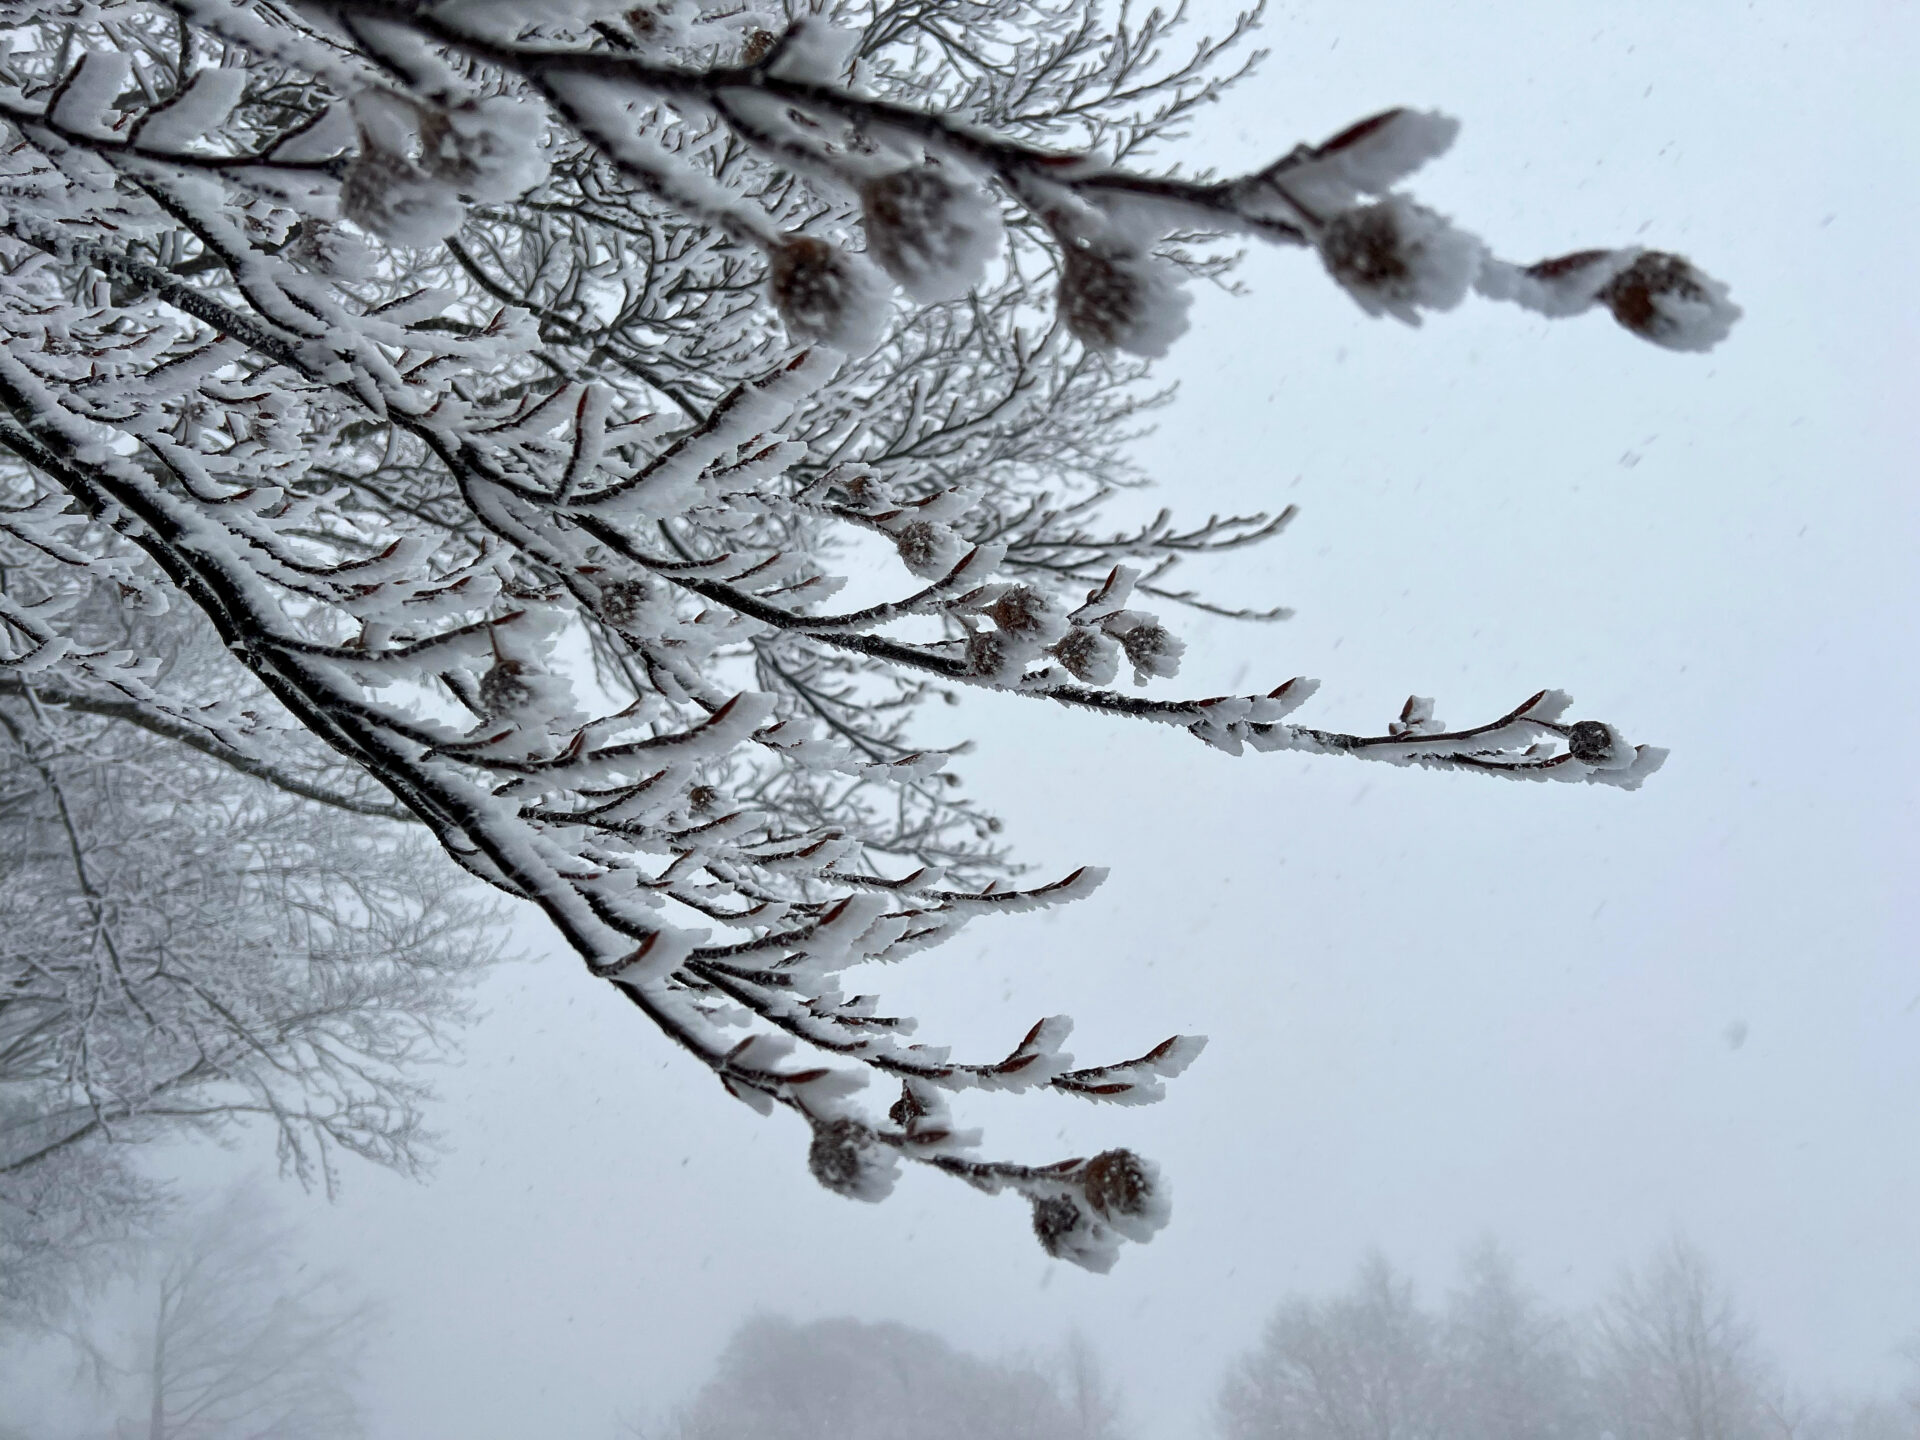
<box><xmin>0</xmin><ymin>0</ymin><xmax>1735</xmax><ymax>1267</ymax></box>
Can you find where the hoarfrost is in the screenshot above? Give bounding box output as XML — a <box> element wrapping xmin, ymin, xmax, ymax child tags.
<box><xmin>1318</xmin><ymin>196</ymin><xmax>1485</xmax><ymax>325</ymax></box>
<box><xmin>860</xmin><ymin>166</ymin><xmax>1004</xmax><ymax>302</ymax></box>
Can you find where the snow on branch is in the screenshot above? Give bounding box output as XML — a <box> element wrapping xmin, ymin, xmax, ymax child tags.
<box><xmin>0</xmin><ymin>0</ymin><xmax>1732</xmax><ymax>1267</ymax></box>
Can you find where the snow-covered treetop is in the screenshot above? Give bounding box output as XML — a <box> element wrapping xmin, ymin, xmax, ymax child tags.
<box><xmin>0</xmin><ymin>0</ymin><xmax>1735</xmax><ymax>1269</ymax></box>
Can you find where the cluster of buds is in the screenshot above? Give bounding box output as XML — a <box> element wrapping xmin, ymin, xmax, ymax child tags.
<box><xmin>834</xmin><ymin>474</ymin><xmax>973</xmax><ymax>581</ymax></box>
<box><xmin>743</xmin><ymin>94</ymin><xmax>1740</xmax><ymax>363</ymax></box>
<box><xmin>1043</xmin><ymin>567</ymin><xmax>1185</xmax><ymax>686</ymax></box>
<box><xmin>768</xmin><ymin>160</ymin><xmax>1001</xmax><ymax>350</ymax></box>
<box><xmin>960</xmin><ymin>583</ymin><xmax>1070</xmax><ymax>684</ymax></box>
<box><xmin>770</xmin><ymin>175</ymin><xmax>1191</xmax><ymax>358</ymax></box>
<box><xmin>1028</xmin><ymin>1148</ymin><xmax>1167</xmax><ymax>1273</ymax></box>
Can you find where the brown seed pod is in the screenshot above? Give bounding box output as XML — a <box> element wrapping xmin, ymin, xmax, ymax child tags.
<box><xmin>807</xmin><ymin>1117</ymin><xmax>870</xmax><ymax>1197</ymax></box>
<box><xmin>1601</xmin><ymin>253</ymin><xmax>1703</xmax><ymax>338</ymax></box>
<box><xmin>740</xmin><ymin>27</ymin><xmax>778</xmax><ymax>63</ymax></box>
<box><xmin>1595</xmin><ymin>251</ymin><xmax>1739</xmax><ymax>351</ymax></box>
<box><xmin>478</xmin><ymin>657</ymin><xmax>537</xmax><ymax>717</ymax></box>
<box><xmin>964</xmin><ymin>629</ymin><xmax>1017</xmax><ymax>681</ymax></box>
<box><xmin>1115</xmin><ymin>619</ymin><xmax>1182</xmax><ymax>682</ymax></box>
<box><xmin>596</xmin><ymin>578</ymin><xmax>652</xmax><ymax>630</ymax></box>
<box><xmin>767</xmin><ymin>236</ymin><xmax>886</xmax><ymax>351</ymax></box>
<box><xmin>891</xmin><ymin>519</ymin><xmax>948</xmax><ymax>577</ymax></box>
<box><xmin>1320</xmin><ymin>201</ymin><xmax>1409</xmax><ymax>291</ymax></box>
<box><xmin>985</xmin><ymin>585</ymin><xmax>1053</xmax><ymax>638</ymax></box>
<box><xmin>806</xmin><ymin>1117</ymin><xmax>897</xmax><ymax>1201</ymax></box>
<box><xmin>339</xmin><ymin>149</ymin><xmax>464</xmax><ymax>247</ymax></box>
<box><xmin>285</xmin><ymin>218</ymin><xmax>370</xmax><ymax>280</ymax></box>
<box><xmin>1058</xmin><ymin>242</ymin><xmax>1145</xmax><ymax>351</ymax></box>
<box><xmin>1056</xmin><ymin>238</ymin><xmax>1191</xmax><ymax>357</ymax></box>
<box><xmin>1317</xmin><ymin>198</ymin><xmax>1479</xmax><ymax>324</ymax></box>
<box><xmin>859</xmin><ymin>167</ymin><xmax>1000</xmax><ymax>302</ymax></box>
<box><xmin>1566</xmin><ymin>719</ymin><xmax>1619</xmax><ymax>766</ymax></box>
<box><xmin>888</xmin><ymin>1082</ymin><xmax>929</xmax><ymax>1131</ymax></box>
<box><xmin>1081</xmin><ymin>1148</ymin><xmax>1151</xmax><ymax>1220</ymax></box>
<box><xmin>1031</xmin><ymin>1193</ymin><xmax>1086</xmax><ymax>1259</ymax></box>
<box><xmin>1049</xmin><ymin>625</ymin><xmax>1119</xmax><ymax>685</ymax></box>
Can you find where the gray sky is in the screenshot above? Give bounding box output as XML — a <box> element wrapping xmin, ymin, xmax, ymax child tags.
<box><xmin>121</xmin><ymin>3</ymin><xmax>1920</xmax><ymax>1436</ymax></box>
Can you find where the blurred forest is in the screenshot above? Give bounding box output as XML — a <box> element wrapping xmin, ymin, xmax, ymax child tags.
<box><xmin>21</xmin><ymin>1194</ymin><xmax>1914</xmax><ymax>1440</ymax></box>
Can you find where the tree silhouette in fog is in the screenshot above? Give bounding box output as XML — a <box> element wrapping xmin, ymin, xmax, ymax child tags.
<box><xmin>668</xmin><ymin>1314</ymin><xmax>1127</xmax><ymax>1440</ymax></box>
<box><xmin>64</xmin><ymin>1188</ymin><xmax>368</xmax><ymax>1440</ymax></box>
<box><xmin>1217</xmin><ymin>1240</ymin><xmax>1920</xmax><ymax>1440</ymax></box>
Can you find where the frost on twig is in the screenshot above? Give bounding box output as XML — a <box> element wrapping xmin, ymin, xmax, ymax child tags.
<box><xmin>0</xmin><ymin>0</ymin><xmax>1731</xmax><ymax>1266</ymax></box>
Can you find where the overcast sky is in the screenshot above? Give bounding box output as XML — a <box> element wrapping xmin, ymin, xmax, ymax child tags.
<box><xmin>32</xmin><ymin>3</ymin><xmax>1917</xmax><ymax>1436</ymax></box>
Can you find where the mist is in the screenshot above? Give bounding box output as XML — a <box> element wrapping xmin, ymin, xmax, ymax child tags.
<box><xmin>3</xmin><ymin>2</ymin><xmax>1913</xmax><ymax>1438</ymax></box>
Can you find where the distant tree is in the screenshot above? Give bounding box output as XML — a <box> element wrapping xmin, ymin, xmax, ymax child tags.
<box><xmin>1587</xmin><ymin>1238</ymin><xmax>1773</xmax><ymax>1440</ymax></box>
<box><xmin>1902</xmin><ymin>1336</ymin><xmax>1920</xmax><ymax>1432</ymax></box>
<box><xmin>1057</xmin><ymin>1328</ymin><xmax>1132</xmax><ymax>1440</ymax></box>
<box><xmin>1219</xmin><ymin>1243</ymin><xmax>1918</xmax><ymax>1440</ymax></box>
<box><xmin>1217</xmin><ymin>1253</ymin><xmax>1444</xmax><ymax>1440</ymax></box>
<box><xmin>0</xmin><ymin>602</ymin><xmax>504</xmax><ymax>1327</ymax></box>
<box><xmin>1439</xmin><ymin>1241</ymin><xmax>1585</xmax><ymax>1440</ymax></box>
<box><xmin>1817</xmin><ymin>1337</ymin><xmax>1920</xmax><ymax>1440</ymax></box>
<box><xmin>59</xmin><ymin>1187</ymin><xmax>369</xmax><ymax>1440</ymax></box>
<box><xmin>1770</xmin><ymin>1395</ymin><xmax>1920</xmax><ymax>1440</ymax></box>
<box><xmin>664</xmin><ymin>1314</ymin><xmax>1124</xmax><ymax>1440</ymax></box>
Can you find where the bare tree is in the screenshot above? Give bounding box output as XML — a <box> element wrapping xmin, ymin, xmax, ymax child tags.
<box><xmin>1056</xmin><ymin>1328</ymin><xmax>1132</xmax><ymax>1440</ymax></box>
<box><xmin>1219</xmin><ymin>1245</ymin><xmax>1920</xmax><ymax>1440</ymax></box>
<box><xmin>0</xmin><ymin>1116</ymin><xmax>162</xmax><ymax>1330</ymax></box>
<box><xmin>1898</xmin><ymin>1337</ymin><xmax>1920</xmax><ymax>1434</ymax></box>
<box><xmin>0</xmin><ymin>0</ymin><xmax>1739</xmax><ymax>1263</ymax></box>
<box><xmin>0</xmin><ymin>601</ymin><xmax>505</xmax><ymax>1326</ymax></box>
<box><xmin>1439</xmin><ymin>1241</ymin><xmax>1585</xmax><ymax>1440</ymax></box>
<box><xmin>1217</xmin><ymin>1254</ymin><xmax>1445</xmax><ymax>1440</ymax></box>
<box><xmin>662</xmin><ymin>1314</ymin><xmax>1116</xmax><ymax>1440</ymax></box>
<box><xmin>55</xmin><ymin>1186</ymin><xmax>368</xmax><ymax>1440</ymax></box>
<box><xmin>1588</xmin><ymin>1238</ymin><xmax>1774</xmax><ymax>1440</ymax></box>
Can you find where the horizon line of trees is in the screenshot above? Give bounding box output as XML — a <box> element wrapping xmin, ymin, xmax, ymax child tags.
<box><xmin>643</xmin><ymin>1238</ymin><xmax>1920</xmax><ymax>1440</ymax></box>
<box><xmin>9</xmin><ymin>1196</ymin><xmax>1918</xmax><ymax>1440</ymax></box>
<box><xmin>1227</xmin><ymin>1238</ymin><xmax>1919</xmax><ymax>1440</ymax></box>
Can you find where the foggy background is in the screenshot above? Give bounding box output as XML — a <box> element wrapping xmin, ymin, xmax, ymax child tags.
<box><xmin>12</xmin><ymin>1</ymin><xmax>1915</xmax><ymax>1434</ymax></box>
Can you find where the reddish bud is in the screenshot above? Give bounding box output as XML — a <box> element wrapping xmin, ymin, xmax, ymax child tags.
<box><xmin>1081</xmin><ymin>1148</ymin><xmax>1151</xmax><ymax>1220</ymax></box>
